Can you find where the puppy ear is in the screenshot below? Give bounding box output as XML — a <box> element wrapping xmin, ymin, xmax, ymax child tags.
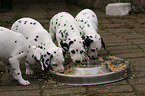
<box><xmin>101</xmin><ymin>37</ymin><xmax>106</xmax><ymax>50</ymax></box>
<box><xmin>40</xmin><ymin>52</ymin><xmax>53</xmax><ymax>71</ymax></box>
<box><xmin>60</xmin><ymin>41</ymin><xmax>69</xmax><ymax>51</ymax></box>
<box><xmin>101</xmin><ymin>37</ymin><xmax>110</xmax><ymax>55</ymax></box>
<box><xmin>32</xmin><ymin>47</ymin><xmax>45</xmax><ymax>70</ymax></box>
<box><xmin>85</xmin><ymin>36</ymin><xmax>94</xmax><ymax>47</ymax></box>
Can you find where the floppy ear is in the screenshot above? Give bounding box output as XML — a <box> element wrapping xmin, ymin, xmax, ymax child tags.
<box><xmin>39</xmin><ymin>52</ymin><xmax>53</xmax><ymax>71</ymax></box>
<box><xmin>101</xmin><ymin>37</ymin><xmax>106</xmax><ymax>50</ymax></box>
<box><xmin>32</xmin><ymin>46</ymin><xmax>45</xmax><ymax>70</ymax></box>
<box><xmin>101</xmin><ymin>37</ymin><xmax>110</xmax><ymax>55</ymax></box>
<box><xmin>60</xmin><ymin>41</ymin><xmax>69</xmax><ymax>51</ymax></box>
<box><xmin>85</xmin><ymin>36</ymin><xmax>94</xmax><ymax>47</ymax></box>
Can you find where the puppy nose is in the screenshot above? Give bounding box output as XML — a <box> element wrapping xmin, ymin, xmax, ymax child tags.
<box><xmin>92</xmin><ymin>56</ymin><xmax>96</xmax><ymax>60</ymax></box>
<box><xmin>59</xmin><ymin>69</ymin><xmax>64</xmax><ymax>72</ymax></box>
<box><xmin>76</xmin><ymin>60</ymin><xmax>81</xmax><ymax>63</ymax></box>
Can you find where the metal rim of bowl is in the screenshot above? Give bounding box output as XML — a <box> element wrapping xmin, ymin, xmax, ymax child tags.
<box><xmin>49</xmin><ymin>56</ymin><xmax>132</xmax><ymax>85</ymax></box>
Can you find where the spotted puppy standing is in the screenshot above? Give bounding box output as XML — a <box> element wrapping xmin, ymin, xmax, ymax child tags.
<box><xmin>0</xmin><ymin>26</ymin><xmax>45</xmax><ymax>85</ymax></box>
<box><xmin>75</xmin><ymin>9</ymin><xmax>107</xmax><ymax>59</ymax></box>
<box><xmin>11</xmin><ymin>17</ymin><xmax>64</xmax><ymax>72</ymax></box>
<box><xmin>49</xmin><ymin>12</ymin><xmax>86</xmax><ymax>63</ymax></box>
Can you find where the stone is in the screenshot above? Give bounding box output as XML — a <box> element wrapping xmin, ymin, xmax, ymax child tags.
<box><xmin>106</xmin><ymin>3</ymin><xmax>131</xmax><ymax>16</ymax></box>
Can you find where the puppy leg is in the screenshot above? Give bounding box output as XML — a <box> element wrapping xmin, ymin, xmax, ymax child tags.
<box><xmin>25</xmin><ymin>62</ymin><xmax>34</xmax><ymax>75</ymax></box>
<box><xmin>4</xmin><ymin>62</ymin><xmax>14</xmax><ymax>80</ymax></box>
<box><xmin>9</xmin><ymin>55</ymin><xmax>30</xmax><ymax>85</ymax></box>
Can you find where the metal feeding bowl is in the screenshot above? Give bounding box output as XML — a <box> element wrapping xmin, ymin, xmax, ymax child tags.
<box><xmin>49</xmin><ymin>56</ymin><xmax>131</xmax><ymax>85</ymax></box>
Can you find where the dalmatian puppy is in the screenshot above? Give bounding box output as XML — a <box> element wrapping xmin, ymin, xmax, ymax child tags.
<box><xmin>0</xmin><ymin>26</ymin><xmax>46</xmax><ymax>85</ymax></box>
<box><xmin>49</xmin><ymin>12</ymin><xmax>85</xmax><ymax>63</ymax></box>
<box><xmin>75</xmin><ymin>9</ymin><xmax>107</xmax><ymax>59</ymax></box>
<box><xmin>11</xmin><ymin>17</ymin><xmax>64</xmax><ymax>72</ymax></box>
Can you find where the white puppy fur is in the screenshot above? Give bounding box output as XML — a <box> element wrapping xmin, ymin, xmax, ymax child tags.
<box><xmin>11</xmin><ymin>17</ymin><xmax>64</xmax><ymax>72</ymax></box>
<box><xmin>0</xmin><ymin>26</ymin><xmax>42</xmax><ymax>85</ymax></box>
<box><xmin>75</xmin><ymin>9</ymin><xmax>104</xmax><ymax>59</ymax></box>
<box><xmin>49</xmin><ymin>12</ymin><xmax>85</xmax><ymax>63</ymax></box>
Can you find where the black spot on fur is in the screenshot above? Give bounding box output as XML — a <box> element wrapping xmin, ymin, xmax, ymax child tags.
<box><xmin>19</xmin><ymin>51</ymin><xmax>24</xmax><ymax>54</ymax></box>
<box><xmin>33</xmin><ymin>22</ymin><xmax>36</xmax><ymax>25</ymax></box>
<box><xmin>16</xmin><ymin>25</ymin><xmax>18</xmax><ymax>30</ymax></box>
<box><xmin>38</xmin><ymin>46</ymin><xmax>43</xmax><ymax>49</ymax></box>
<box><xmin>61</xmin><ymin>33</ymin><xmax>64</xmax><ymax>37</ymax></box>
<box><xmin>24</xmin><ymin>21</ymin><xmax>27</xmax><ymax>24</ymax></box>
<box><xmin>69</xmin><ymin>41</ymin><xmax>74</xmax><ymax>46</ymax></box>
<box><xmin>15</xmin><ymin>41</ymin><xmax>17</xmax><ymax>43</ymax></box>
<box><xmin>47</xmin><ymin>52</ymin><xmax>50</xmax><ymax>55</ymax></box>
<box><xmin>17</xmin><ymin>73</ymin><xmax>20</xmax><ymax>75</ymax></box>
<box><xmin>28</xmin><ymin>45</ymin><xmax>31</xmax><ymax>48</ymax></box>
<box><xmin>81</xmin><ymin>20</ymin><xmax>83</xmax><ymax>22</ymax></box>
<box><xmin>85</xmin><ymin>36</ymin><xmax>94</xmax><ymax>47</ymax></box>
<box><xmin>59</xmin><ymin>30</ymin><xmax>62</xmax><ymax>33</ymax></box>
<box><xmin>87</xmin><ymin>24</ymin><xmax>90</xmax><ymax>27</ymax></box>
<box><xmin>26</xmin><ymin>37</ymin><xmax>28</xmax><ymax>39</ymax></box>
<box><xmin>71</xmin><ymin>50</ymin><xmax>75</xmax><ymax>54</ymax></box>
<box><xmin>80</xmin><ymin>50</ymin><xmax>83</xmax><ymax>54</ymax></box>
<box><xmin>34</xmin><ymin>38</ymin><xmax>37</xmax><ymax>41</ymax></box>
<box><xmin>18</xmin><ymin>20</ymin><xmax>21</xmax><ymax>23</ymax></box>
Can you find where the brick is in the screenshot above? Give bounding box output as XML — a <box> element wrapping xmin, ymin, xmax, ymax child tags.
<box><xmin>43</xmin><ymin>87</ymin><xmax>86</xmax><ymax>96</ymax></box>
<box><xmin>133</xmin><ymin>84</ymin><xmax>145</xmax><ymax>91</ymax></box>
<box><xmin>107</xmin><ymin>45</ymin><xmax>138</xmax><ymax>50</ymax></box>
<box><xmin>88</xmin><ymin>85</ymin><xmax>133</xmax><ymax>93</ymax></box>
<box><xmin>115</xmin><ymin>53</ymin><xmax>145</xmax><ymax>59</ymax></box>
<box><xmin>128</xmin><ymin>77</ymin><xmax>145</xmax><ymax>84</ymax></box>
<box><xmin>130</xmin><ymin>58</ymin><xmax>145</xmax><ymax>67</ymax></box>
<box><xmin>0</xmin><ymin>90</ymin><xmax>40</xmax><ymax>96</ymax></box>
<box><xmin>110</xmin><ymin>49</ymin><xmax>143</xmax><ymax>55</ymax></box>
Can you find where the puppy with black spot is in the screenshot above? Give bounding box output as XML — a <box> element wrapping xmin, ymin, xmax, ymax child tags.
<box><xmin>11</xmin><ymin>17</ymin><xmax>64</xmax><ymax>72</ymax></box>
<box><xmin>49</xmin><ymin>12</ymin><xmax>86</xmax><ymax>63</ymax></box>
<box><xmin>0</xmin><ymin>26</ymin><xmax>45</xmax><ymax>85</ymax></box>
<box><xmin>75</xmin><ymin>9</ymin><xmax>107</xmax><ymax>59</ymax></box>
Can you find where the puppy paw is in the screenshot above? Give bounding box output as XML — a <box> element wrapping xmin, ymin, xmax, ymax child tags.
<box><xmin>20</xmin><ymin>80</ymin><xmax>31</xmax><ymax>85</ymax></box>
<box><xmin>26</xmin><ymin>69</ymin><xmax>34</xmax><ymax>75</ymax></box>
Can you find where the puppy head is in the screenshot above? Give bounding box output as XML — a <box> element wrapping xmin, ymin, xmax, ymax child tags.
<box><xmin>48</xmin><ymin>47</ymin><xmax>64</xmax><ymax>72</ymax></box>
<box><xmin>68</xmin><ymin>38</ymin><xmax>85</xmax><ymax>63</ymax></box>
<box><xmin>85</xmin><ymin>34</ymin><xmax>101</xmax><ymax>59</ymax></box>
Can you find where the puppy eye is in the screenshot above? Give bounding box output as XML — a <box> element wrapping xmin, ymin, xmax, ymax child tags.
<box><xmin>91</xmin><ymin>49</ymin><xmax>95</xmax><ymax>52</ymax></box>
<box><xmin>52</xmin><ymin>63</ymin><xmax>58</xmax><ymax>66</ymax></box>
<box><xmin>71</xmin><ymin>50</ymin><xmax>75</xmax><ymax>54</ymax></box>
<box><xmin>96</xmin><ymin>48</ymin><xmax>98</xmax><ymax>51</ymax></box>
<box><xmin>80</xmin><ymin>50</ymin><xmax>83</xmax><ymax>54</ymax></box>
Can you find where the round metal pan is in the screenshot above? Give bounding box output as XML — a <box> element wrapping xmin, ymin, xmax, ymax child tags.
<box><xmin>49</xmin><ymin>56</ymin><xmax>132</xmax><ymax>85</ymax></box>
